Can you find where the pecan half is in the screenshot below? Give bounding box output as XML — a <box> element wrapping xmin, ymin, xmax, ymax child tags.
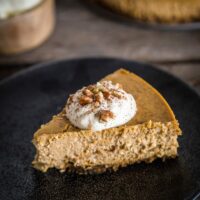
<box><xmin>94</xmin><ymin>92</ymin><xmax>103</xmax><ymax>102</ymax></box>
<box><xmin>87</xmin><ymin>85</ymin><xmax>94</xmax><ymax>90</ymax></box>
<box><xmin>98</xmin><ymin>110</ymin><xmax>115</xmax><ymax>122</ymax></box>
<box><xmin>79</xmin><ymin>95</ymin><xmax>93</xmax><ymax>105</ymax></box>
<box><xmin>92</xmin><ymin>88</ymin><xmax>99</xmax><ymax>94</ymax></box>
<box><xmin>112</xmin><ymin>90</ymin><xmax>122</xmax><ymax>98</ymax></box>
<box><xmin>102</xmin><ymin>91</ymin><xmax>110</xmax><ymax>99</ymax></box>
<box><xmin>83</xmin><ymin>88</ymin><xmax>93</xmax><ymax>97</ymax></box>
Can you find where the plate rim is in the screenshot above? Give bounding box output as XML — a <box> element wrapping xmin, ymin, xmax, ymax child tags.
<box><xmin>0</xmin><ymin>57</ymin><xmax>199</xmax><ymax>100</ymax></box>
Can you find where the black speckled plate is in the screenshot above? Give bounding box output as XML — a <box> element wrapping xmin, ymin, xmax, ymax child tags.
<box><xmin>82</xmin><ymin>0</ymin><xmax>200</xmax><ymax>31</ymax></box>
<box><xmin>0</xmin><ymin>58</ymin><xmax>200</xmax><ymax>200</ymax></box>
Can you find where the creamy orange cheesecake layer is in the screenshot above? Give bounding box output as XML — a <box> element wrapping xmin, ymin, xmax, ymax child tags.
<box><xmin>32</xmin><ymin>69</ymin><xmax>181</xmax><ymax>174</ymax></box>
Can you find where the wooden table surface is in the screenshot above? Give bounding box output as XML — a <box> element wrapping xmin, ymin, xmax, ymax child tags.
<box><xmin>0</xmin><ymin>0</ymin><xmax>200</xmax><ymax>94</ymax></box>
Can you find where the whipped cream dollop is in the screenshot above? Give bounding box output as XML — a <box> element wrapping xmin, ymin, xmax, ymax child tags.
<box><xmin>0</xmin><ymin>0</ymin><xmax>42</xmax><ymax>19</ymax></box>
<box><xmin>66</xmin><ymin>81</ymin><xmax>137</xmax><ymax>131</ymax></box>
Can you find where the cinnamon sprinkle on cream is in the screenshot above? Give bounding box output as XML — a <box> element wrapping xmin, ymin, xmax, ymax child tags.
<box><xmin>66</xmin><ymin>81</ymin><xmax>137</xmax><ymax>131</ymax></box>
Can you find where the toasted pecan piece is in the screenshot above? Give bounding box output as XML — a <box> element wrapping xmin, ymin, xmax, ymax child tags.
<box><xmin>98</xmin><ymin>110</ymin><xmax>115</xmax><ymax>122</ymax></box>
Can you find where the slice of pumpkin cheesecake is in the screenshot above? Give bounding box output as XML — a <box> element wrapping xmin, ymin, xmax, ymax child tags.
<box><xmin>32</xmin><ymin>69</ymin><xmax>181</xmax><ymax>174</ymax></box>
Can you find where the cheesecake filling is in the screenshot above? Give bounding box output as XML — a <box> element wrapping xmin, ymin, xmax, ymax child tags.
<box><xmin>66</xmin><ymin>81</ymin><xmax>137</xmax><ymax>131</ymax></box>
